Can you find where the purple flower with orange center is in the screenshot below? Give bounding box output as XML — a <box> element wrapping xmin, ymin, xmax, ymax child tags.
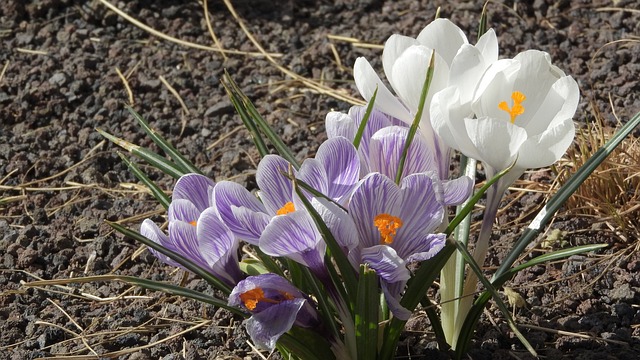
<box><xmin>213</xmin><ymin>136</ymin><xmax>360</xmax><ymax>245</ymax></box>
<box><xmin>229</xmin><ymin>273</ymin><xmax>319</xmax><ymax>350</ymax></box>
<box><xmin>140</xmin><ymin>174</ymin><xmax>243</xmax><ymax>286</ymax></box>
<box><xmin>345</xmin><ymin>172</ymin><xmax>471</xmax><ymax>319</ymax></box>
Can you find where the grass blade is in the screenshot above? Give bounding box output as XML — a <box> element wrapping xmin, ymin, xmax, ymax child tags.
<box><xmin>97</xmin><ymin>128</ymin><xmax>185</xmax><ymax>179</ymax></box>
<box><xmin>353</xmin><ymin>87</ymin><xmax>378</xmax><ymax>149</ymax></box>
<box><xmin>117</xmin><ymin>152</ymin><xmax>171</xmax><ymax>210</ymax></box>
<box><xmin>126</xmin><ymin>106</ymin><xmax>202</xmax><ymax>175</ymax></box>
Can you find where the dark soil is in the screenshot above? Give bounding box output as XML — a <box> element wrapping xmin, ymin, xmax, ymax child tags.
<box><xmin>1</xmin><ymin>0</ymin><xmax>639</xmax><ymax>359</ymax></box>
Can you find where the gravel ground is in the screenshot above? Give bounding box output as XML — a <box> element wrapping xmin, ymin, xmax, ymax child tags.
<box><xmin>1</xmin><ymin>0</ymin><xmax>639</xmax><ymax>359</ymax></box>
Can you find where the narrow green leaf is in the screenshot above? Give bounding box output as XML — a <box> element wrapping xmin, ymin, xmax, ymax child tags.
<box><xmin>117</xmin><ymin>152</ymin><xmax>171</xmax><ymax>210</ymax></box>
<box><xmin>222</xmin><ymin>74</ymin><xmax>270</xmax><ymax>158</ymax></box>
<box><xmin>395</xmin><ymin>50</ymin><xmax>435</xmax><ymax>184</ymax></box>
<box><xmin>494</xmin><ymin>110</ymin><xmax>640</xmax><ymax>280</ymax></box>
<box><xmin>106</xmin><ymin>221</ymin><xmax>232</xmax><ymax>294</ymax></box>
<box><xmin>478</xmin><ymin>2</ymin><xmax>489</xmax><ymax>38</ymax></box>
<box><xmin>238</xmin><ymin>258</ymin><xmax>271</xmax><ymax>276</ymax></box>
<box><xmin>355</xmin><ymin>265</ymin><xmax>379</xmax><ymax>360</ymax></box>
<box><xmin>97</xmin><ymin>128</ymin><xmax>185</xmax><ymax>179</ymax></box>
<box><xmin>224</xmin><ymin>72</ymin><xmax>300</xmax><ymax>169</ymax></box>
<box><xmin>24</xmin><ymin>274</ymin><xmax>245</xmax><ymax>316</ymax></box>
<box><xmin>126</xmin><ymin>106</ymin><xmax>203</xmax><ymax>175</ymax></box>
<box><xmin>279</xmin><ymin>331</ymin><xmax>334</xmax><ymax>360</ymax></box>
<box><xmin>452</xmin><ymin>240</ymin><xmax>536</xmax><ymax>357</ymax></box>
<box><xmin>380</xmin><ymin>241</ymin><xmax>456</xmax><ymax>360</ymax></box>
<box><xmin>353</xmin><ymin>87</ymin><xmax>378</xmax><ymax>149</ymax></box>
<box><xmin>421</xmin><ymin>297</ymin><xmax>450</xmax><ymax>351</ymax></box>
<box><xmin>292</xmin><ymin>179</ymin><xmax>359</xmax><ymax>306</ymax></box>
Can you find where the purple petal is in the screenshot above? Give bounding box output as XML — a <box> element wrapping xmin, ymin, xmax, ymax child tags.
<box><xmin>297</xmin><ymin>158</ymin><xmax>329</xmax><ymax>198</ymax></box>
<box><xmin>172</xmin><ymin>174</ymin><xmax>215</xmax><ymax>212</ymax></box>
<box><xmin>349</xmin><ymin>173</ymin><xmax>402</xmax><ymax>249</ymax></box>
<box><xmin>213</xmin><ymin>181</ymin><xmax>269</xmax><ymax>244</ymax></box>
<box><xmin>256</xmin><ymin>155</ymin><xmax>294</xmax><ymax>215</ymax></box>
<box><xmin>369</xmin><ymin>126</ymin><xmax>436</xmax><ymax>180</ymax></box>
<box><xmin>441</xmin><ymin>176</ymin><xmax>474</xmax><ymax>206</ymax></box>
<box><xmin>325</xmin><ymin>111</ymin><xmax>356</xmax><ymax>140</ymax></box>
<box><xmin>311</xmin><ymin>198</ymin><xmax>358</xmax><ymax>252</ymax></box>
<box><xmin>168</xmin><ymin>199</ymin><xmax>200</xmax><ymax>224</ymax></box>
<box><xmin>229</xmin><ymin>273</ymin><xmax>304</xmax><ymax>308</ymax></box>
<box><xmin>315</xmin><ymin>137</ymin><xmax>360</xmax><ymax>201</ymax></box>
<box><xmin>381</xmin><ymin>281</ymin><xmax>412</xmax><ymax>320</ymax></box>
<box><xmin>140</xmin><ymin>219</ymin><xmax>180</xmax><ymax>268</ymax></box>
<box><xmin>361</xmin><ymin>245</ymin><xmax>410</xmax><ymax>283</ymax></box>
<box><xmin>244</xmin><ymin>298</ymin><xmax>306</xmax><ymax>350</ymax></box>
<box><xmin>168</xmin><ymin>220</ymin><xmax>207</xmax><ymax>270</ymax></box>
<box><xmin>259</xmin><ymin>211</ymin><xmax>326</xmax><ymax>271</ymax></box>
<box><xmin>405</xmin><ymin>233</ymin><xmax>446</xmax><ymax>262</ymax></box>
<box><xmin>197</xmin><ymin>208</ymin><xmax>243</xmax><ymax>285</ymax></box>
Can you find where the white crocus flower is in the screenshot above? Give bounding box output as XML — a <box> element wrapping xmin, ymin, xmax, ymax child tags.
<box><xmin>431</xmin><ymin>49</ymin><xmax>579</xmax><ymax>186</ymax></box>
<box><xmin>353</xmin><ymin>18</ymin><xmax>498</xmax><ymax>180</ymax></box>
<box><xmin>431</xmin><ymin>49</ymin><xmax>579</xmax><ymax>348</ymax></box>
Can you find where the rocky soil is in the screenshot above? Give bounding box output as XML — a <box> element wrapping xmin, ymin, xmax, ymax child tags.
<box><xmin>1</xmin><ymin>0</ymin><xmax>639</xmax><ymax>359</ymax></box>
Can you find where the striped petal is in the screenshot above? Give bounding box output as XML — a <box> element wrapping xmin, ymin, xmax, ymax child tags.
<box><xmin>172</xmin><ymin>173</ymin><xmax>215</xmax><ymax>212</ymax></box>
<box><xmin>256</xmin><ymin>155</ymin><xmax>294</xmax><ymax>215</ymax></box>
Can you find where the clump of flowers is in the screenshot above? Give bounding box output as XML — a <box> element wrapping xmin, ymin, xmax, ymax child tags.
<box><xmin>97</xmin><ymin>13</ymin><xmax>640</xmax><ymax>360</ymax></box>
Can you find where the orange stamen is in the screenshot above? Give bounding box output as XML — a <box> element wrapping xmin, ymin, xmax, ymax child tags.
<box><xmin>374</xmin><ymin>213</ymin><xmax>404</xmax><ymax>244</ymax></box>
<box><xmin>276</xmin><ymin>201</ymin><xmax>295</xmax><ymax>215</ymax></box>
<box><xmin>239</xmin><ymin>287</ymin><xmax>280</xmax><ymax>310</ymax></box>
<box><xmin>498</xmin><ymin>91</ymin><xmax>526</xmax><ymax>123</ymax></box>
<box><xmin>189</xmin><ymin>220</ymin><xmax>197</xmax><ymax>226</ymax></box>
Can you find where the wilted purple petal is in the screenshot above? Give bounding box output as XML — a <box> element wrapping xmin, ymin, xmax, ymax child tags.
<box><xmin>315</xmin><ymin>137</ymin><xmax>360</xmax><ymax>201</ymax></box>
<box><xmin>405</xmin><ymin>233</ymin><xmax>446</xmax><ymax>262</ymax></box>
<box><xmin>172</xmin><ymin>174</ymin><xmax>215</xmax><ymax>212</ymax></box>
<box><xmin>381</xmin><ymin>281</ymin><xmax>412</xmax><ymax>320</ymax></box>
<box><xmin>256</xmin><ymin>155</ymin><xmax>294</xmax><ymax>215</ymax></box>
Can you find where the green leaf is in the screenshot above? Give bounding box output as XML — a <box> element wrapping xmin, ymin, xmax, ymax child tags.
<box><xmin>238</xmin><ymin>258</ymin><xmax>271</xmax><ymax>276</ymax></box>
<box><xmin>106</xmin><ymin>221</ymin><xmax>232</xmax><ymax>294</ymax></box>
<box><xmin>353</xmin><ymin>87</ymin><xmax>378</xmax><ymax>149</ymax></box>
<box><xmin>379</xmin><ymin>242</ymin><xmax>456</xmax><ymax>360</ymax></box>
<box><xmin>223</xmin><ymin>72</ymin><xmax>300</xmax><ymax>169</ymax></box>
<box><xmin>117</xmin><ymin>152</ymin><xmax>171</xmax><ymax>210</ymax></box>
<box><xmin>126</xmin><ymin>106</ymin><xmax>203</xmax><ymax>175</ymax></box>
<box><xmin>222</xmin><ymin>73</ymin><xmax>270</xmax><ymax>158</ymax></box>
<box><xmin>355</xmin><ymin>265</ymin><xmax>379</xmax><ymax>360</ymax></box>
<box><xmin>279</xmin><ymin>330</ymin><xmax>335</xmax><ymax>360</ymax></box>
<box><xmin>395</xmin><ymin>50</ymin><xmax>435</xmax><ymax>185</ymax></box>
<box><xmin>97</xmin><ymin>128</ymin><xmax>185</xmax><ymax>179</ymax></box>
<box><xmin>452</xmin><ymin>240</ymin><xmax>536</xmax><ymax>357</ymax></box>
<box><xmin>23</xmin><ymin>274</ymin><xmax>245</xmax><ymax>316</ymax></box>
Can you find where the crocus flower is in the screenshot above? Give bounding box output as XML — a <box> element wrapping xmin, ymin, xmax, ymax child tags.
<box><xmin>140</xmin><ymin>174</ymin><xmax>243</xmax><ymax>286</ymax></box>
<box><xmin>345</xmin><ymin>172</ymin><xmax>472</xmax><ymax>319</ymax></box>
<box><xmin>353</xmin><ymin>18</ymin><xmax>498</xmax><ymax>179</ymax></box>
<box><xmin>327</xmin><ymin>107</ymin><xmax>473</xmax><ymax>205</ymax></box>
<box><xmin>228</xmin><ymin>273</ymin><xmax>319</xmax><ymax>350</ymax></box>
<box><xmin>430</xmin><ymin>49</ymin><xmax>579</xmax><ymax>188</ymax></box>
<box><xmin>213</xmin><ymin>137</ymin><xmax>359</xmax><ymax>245</ymax></box>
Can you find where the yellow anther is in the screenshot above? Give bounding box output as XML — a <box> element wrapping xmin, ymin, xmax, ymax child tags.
<box><xmin>189</xmin><ymin>220</ymin><xmax>197</xmax><ymax>226</ymax></box>
<box><xmin>498</xmin><ymin>91</ymin><xmax>526</xmax><ymax>123</ymax></box>
<box><xmin>374</xmin><ymin>213</ymin><xmax>403</xmax><ymax>244</ymax></box>
<box><xmin>239</xmin><ymin>288</ymin><xmax>292</xmax><ymax>311</ymax></box>
<box><xmin>276</xmin><ymin>201</ymin><xmax>295</xmax><ymax>215</ymax></box>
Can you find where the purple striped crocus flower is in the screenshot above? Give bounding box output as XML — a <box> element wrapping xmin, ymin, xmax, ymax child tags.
<box><xmin>140</xmin><ymin>174</ymin><xmax>243</xmax><ymax>286</ymax></box>
<box><xmin>228</xmin><ymin>273</ymin><xmax>319</xmax><ymax>350</ymax></box>
<box><xmin>345</xmin><ymin>172</ymin><xmax>471</xmax><ymax>319</ymax></box>
<box><xmin>213</xmin><ymin>136</ymin><xmax>360</xmax><ymax>245</ymax></box>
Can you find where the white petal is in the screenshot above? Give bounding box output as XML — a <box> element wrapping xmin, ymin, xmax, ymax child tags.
<box><xmin>516</xmin><ymin>117</ymin><xmax>575</xmax><ymax>169</ymax></box>
<box><xmin>325</xmin><ymin>111</ymin><xmax>355</xmax><ymax>140</ymax></box>
<box><xmin>416</xmin><ymin>18</ymin><xmax>468</xmax><ymax>66</ymax></box>
<box><xmin>353</xmin><ymin>57</ymin><xmax>412</xmax><ymax>123</ymax></box>
<box><xmin>475</xmin><ymin>28</ymin><xmax>498</xmax><ymax>64</ymax></box>
<box><xmin>448</xmin><ymin>44</ymin><xmax>486</xmax><ymax>106</ymax></box>
<box><xmin>382</xmin><ymin>34</ymin><xmax>419</xmax><ymax>91</ymax></box>
<box><xmin>464</xmin><ymin>116</ymin><xmax>529</xmax><ymax>171</ymax></box>
<box><xmin>390</xmin><ymin>45</ymin><xmax>449</xmax><ymax>115</ymax></box>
